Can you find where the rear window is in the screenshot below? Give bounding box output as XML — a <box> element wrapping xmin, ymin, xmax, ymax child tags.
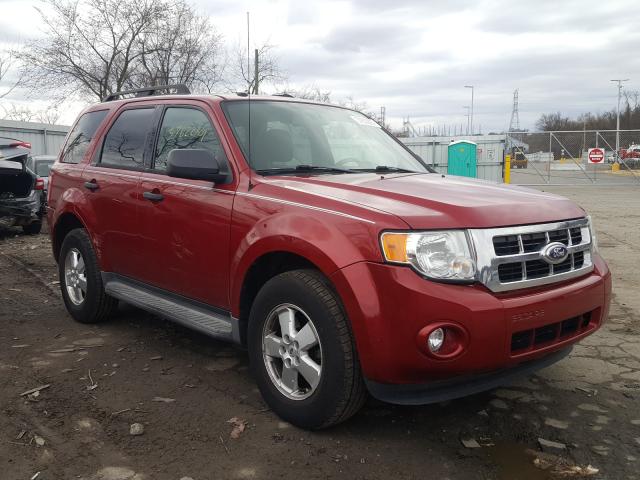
<box><xmin>100</xmin><ymin>108</ymin><xmax>155</xmax><ymax>169</ymax></box>
<box><xmin>35</xmin><ymin>160</ymin><xmax>54</xmax><ymax>177</ymax></box>
<box><xmin>61</xmin><ymin>110</ymin><xmax>108</xmax><ymax>164</ymax></box>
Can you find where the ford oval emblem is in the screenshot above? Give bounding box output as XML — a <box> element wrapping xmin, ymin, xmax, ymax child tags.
<box><xmin>542</xmin><ymin>242</ymin><xmax>569</xmax><ymax>264</ymax></box>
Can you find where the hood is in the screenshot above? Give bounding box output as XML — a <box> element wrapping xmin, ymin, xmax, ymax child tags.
<box><xmin>261</xmin><ymin>173</ymin><xmax>585</xmax><ymax>229</ymax></box>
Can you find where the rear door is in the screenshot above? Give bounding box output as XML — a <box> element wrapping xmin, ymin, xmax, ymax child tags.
<box><xmin>83</xmin><ymin>106</ymin><xmax>157</xmax><ymax>277</ymax></box>
<box><xmin>136</xmin><ymin>102</ymin><xmax>235</xmax><ymax>309</ymax></box>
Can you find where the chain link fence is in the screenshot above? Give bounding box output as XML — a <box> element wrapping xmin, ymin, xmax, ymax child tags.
<box><xmin>507</xmin><ymin>130</ymin><xmax>640</xmax><ymax>186</ymax></box>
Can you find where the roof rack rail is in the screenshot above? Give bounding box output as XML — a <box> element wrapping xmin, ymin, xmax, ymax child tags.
<box><xmin>103</xmin><ymin>84</ymin><xmax>190</xmax><ymax>102</ymax></box>
<box><xmin>273</xmin><ymin>92</ymin><xmax>294</xmax><ymax>98</ymax></box>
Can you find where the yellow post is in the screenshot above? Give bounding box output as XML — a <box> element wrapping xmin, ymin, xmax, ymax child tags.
<box><xmin>612</xmin><ymin>163</ymin><xmax>620</xmax><ymax>172</ymax></box>
<box><xmin>505</xmin><ymin>155</ymin><xmax>511</xmax><ymax>184</ymax></box>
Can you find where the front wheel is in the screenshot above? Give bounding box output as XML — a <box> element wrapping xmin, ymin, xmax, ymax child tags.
<box><xmin>248</xmin><ymin>270</ymin><xmax>366</xmax><ymax>429</ymax></box>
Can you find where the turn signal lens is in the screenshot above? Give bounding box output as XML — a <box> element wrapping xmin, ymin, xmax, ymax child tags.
<box><xmin>381</xmin><ymin>232</ymin><xmax>408</xmax><ymax>262</ymax></box>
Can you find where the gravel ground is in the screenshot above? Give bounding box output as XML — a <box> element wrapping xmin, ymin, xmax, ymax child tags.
<box><xmin>1</xmin><ymin>185</ymin><xmax>639</xmax><ymax>480</ymax></box>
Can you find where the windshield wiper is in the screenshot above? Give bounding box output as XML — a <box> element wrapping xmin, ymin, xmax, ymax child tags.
<box><xmin>353</xmin><ymin>165</ymin><xmax>421</xmax><ymax>173</ymax></box>
<box><xmin>256</xmin><ymin>165</ymin><xmax>355</xmax><ymax>176</ymax></box>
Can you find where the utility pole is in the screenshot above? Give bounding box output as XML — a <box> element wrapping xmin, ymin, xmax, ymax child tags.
<box><xmin>465</xmin><ymin>85</ymin><xmax>474</xmax><ymax>135</ymax></box>
<box><xmin>463</xmin><ymin>106</ymin><xmax>470</xmax><ymax>135</ymax></box>
<box><xmin>253</xmin><ymin>49</ymin><xmax>259</xmax><ymax>94</ymax></box>
<box><xmin>611</xmin><ymin>78</ymin><xmax>629</xmax><ymax>158</ymax></box>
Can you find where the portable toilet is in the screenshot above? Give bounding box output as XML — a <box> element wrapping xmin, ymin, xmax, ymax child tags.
<box><xmin>447</xmin><ymin>140</ymin><xmax>477</xmax><ymax>178</ymax></box>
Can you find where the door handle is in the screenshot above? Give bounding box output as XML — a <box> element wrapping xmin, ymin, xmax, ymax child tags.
<box><xmin>143</xmin><ymin>191</ymin><xmax>164</xmax><ymax>202</ymax></box>
<box><xmin>84</xmin><ymin>180</ymin><xmax>99</xmax><ymax>191</ymax></box>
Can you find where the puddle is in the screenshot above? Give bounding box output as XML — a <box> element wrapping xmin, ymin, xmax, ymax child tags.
<box><xmin>488</xmin><ymin>442</ymin><xmax>552</xmax><ymax>480</ymax></box>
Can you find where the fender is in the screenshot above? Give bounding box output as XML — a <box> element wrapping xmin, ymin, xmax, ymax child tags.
<box><xmin>50</xmin><ymin>187</ymin><xmax>107</xmax><ymax>267</ymax></box>
<box><xmin>229</xmin><ymin>209</ymin><xmax>376</xmax><ymax>318</ymax></box>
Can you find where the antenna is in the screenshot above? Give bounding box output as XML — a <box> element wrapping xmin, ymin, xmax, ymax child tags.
<box><xmin>247</xmin><ymin>11</ymin><xmax>252</xmax><ymax>172</ymax></box>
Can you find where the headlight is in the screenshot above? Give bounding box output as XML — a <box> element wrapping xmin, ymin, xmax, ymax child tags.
<box><xmin>587</xmin><ymin>215</ymin><xmax>598</xmax><ymax>251</ymax></box>
<box><xmin>381</xmin><ymin>230</ymin><xmax>476</xmax><ymax>281</ymax></box>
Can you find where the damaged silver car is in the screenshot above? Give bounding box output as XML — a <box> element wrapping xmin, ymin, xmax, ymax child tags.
<box><xmin>0</xmin><ymin>137</ymin><xmax>45</xmax><ymax>234</ymax></box>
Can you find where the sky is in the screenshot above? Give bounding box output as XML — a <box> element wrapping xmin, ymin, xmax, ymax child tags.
<box><xmin>1</xmin><ymin>0</ymin><xmax>639</xmax><ymax>132</ymax></box>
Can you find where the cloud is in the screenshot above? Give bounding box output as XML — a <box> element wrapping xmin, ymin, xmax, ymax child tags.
<box><xmin>2</xmin><ymin>0</ymin><xmax>640</xmax><ymax>131</ymax></box>
<box><xmin>321</xmin><ymin>22</ymin><xmax>423</xmax><ymax>53</ymax></box>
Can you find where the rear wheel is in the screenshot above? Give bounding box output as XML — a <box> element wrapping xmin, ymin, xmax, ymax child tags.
<box><xmin>58</xmin><ymin>228</ymin><xmax>116</xmax><ymax>323</ymax></box>
<box><xmin>248</xmin><ymin>269</ymin><xmax>366</xmax><ymax>429</ymax></box>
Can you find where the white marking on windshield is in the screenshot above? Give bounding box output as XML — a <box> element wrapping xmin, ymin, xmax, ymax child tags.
<box><xmin>350</xmin><ymin>115</ymin><xmax>380</xmax><ymax>128</ymax></box>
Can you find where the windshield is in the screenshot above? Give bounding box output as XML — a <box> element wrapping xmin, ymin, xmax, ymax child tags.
<box><xmin>35</xmin><ymin>160</ymin><xmax>54</xmax><ymax>177</ymax></box>
<box><xmin>222</xmin><ymin>101</ymin><xmax>429</xmax><ymax>174</ymax></box>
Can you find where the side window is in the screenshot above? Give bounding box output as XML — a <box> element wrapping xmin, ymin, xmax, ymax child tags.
<box><xmin>100</xmin><ymin>108</ymin><xmax>155</xmax><ymax>169</ymax></box>
<box><xmin>61</xmin><ymin>110</ymin><xmax>108</xmax><ymax>164</ymax></box>
<box><xmin>154</xmin><ymin>107</ymin><xmax>228</xmax><ymax>172</ymax></box>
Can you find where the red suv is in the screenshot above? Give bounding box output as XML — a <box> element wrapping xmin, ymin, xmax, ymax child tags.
<box><xmin>48</xmin><ymin>85</ymin><xmax>611</xmax><ymax>429</ymax></box>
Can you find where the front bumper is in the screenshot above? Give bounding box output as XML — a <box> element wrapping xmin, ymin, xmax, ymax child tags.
<box><xmin>331</xmin><ymin>253</ymin><xmax>611</xmax><ymax>399</ymax></box>
<box><xmin>366</xmin><ymin>346</ymin><xmax>572</xmax><ymax>405</ymax></box>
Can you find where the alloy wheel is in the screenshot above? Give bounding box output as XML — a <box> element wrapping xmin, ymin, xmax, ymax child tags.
<box><xmin>64</xmin><ymin>248</ymin><xmax>87</xmax><ymax>305</ymax></box>
<box><xmin>262</xmin><ymin>303</ymin><xmax>323</xmax><ymax>400</ymax></box>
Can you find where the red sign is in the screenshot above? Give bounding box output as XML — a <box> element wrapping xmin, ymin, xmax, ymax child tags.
<box><xmin>588</xmin><ymin>148</ymin><xmax>605</xmax><ymax>164</ymax></box>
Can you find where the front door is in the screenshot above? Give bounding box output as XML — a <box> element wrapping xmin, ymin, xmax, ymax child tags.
<box><xmin>137</xmin><ymin>104</ymin><xmax>235</xmax><ymax>310</ymax></box>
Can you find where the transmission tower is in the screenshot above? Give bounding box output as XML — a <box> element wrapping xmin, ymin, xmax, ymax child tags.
<box><xmin>509</xmin><ymin>89</ymin><xmax>520</xmax><ymax>132</ymax></box>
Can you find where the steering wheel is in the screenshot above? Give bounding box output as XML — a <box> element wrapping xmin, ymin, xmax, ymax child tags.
<box><xmin>335</xmin><ymin>157</ymin><xmax>366</xmax><ymax>169</ymax></box>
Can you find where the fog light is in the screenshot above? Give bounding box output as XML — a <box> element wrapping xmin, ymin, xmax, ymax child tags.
<box><xmin>428</xmin><ymin>328</ymin><xmax>445</xmax><ymax>352</ymax></box>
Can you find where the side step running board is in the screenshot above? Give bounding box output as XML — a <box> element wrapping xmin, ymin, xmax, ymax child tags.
<box><xmin>102</xmin><ymin>273</ymin><xmax>239</xmax><ymax>343</ymax></box>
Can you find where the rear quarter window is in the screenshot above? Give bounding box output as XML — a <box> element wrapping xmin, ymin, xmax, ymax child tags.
<box><xmin>61</xmin><ymin>110</ymin><xmax>109</xmax><ymax>164</ymax></box>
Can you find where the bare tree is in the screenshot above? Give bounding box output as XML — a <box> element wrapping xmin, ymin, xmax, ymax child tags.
<box><xmin>623</xmin><ymin>90</ymin><xmax>639</xmax><ymax>111</ymax></box>
<box><xmin>16</xmin><ymin>0</ymin><xmax>226</xmax><ymax>101</ymax></box>
<box><xmin>339</xmin><ymin>95</ymin><xmax>371</xmax><ymax>114</ymax></box>
<box><xmin>1</xmin><ymin>103</ymin><xmax>61</xmax><ymax>124</ymax></box>
<box><xmin>135</xmin><ymin>2</ymin><xmax>225</xmax><ymax>92</ymax></box>
<box><xmin>37</xmin><ymin>106</ymin><xmax>62</xmax><ymax>125</ymax></box>
<box><xmin>280</xmin><ymin>85</ymin><xmax>332</xmax><ymax>103</ymax></box>
<box><xmin>0</xmin><ymin>51</ymin><xmax>21</xmax><ymax>99</ymax></box>
<box><xmin>233</xmin><ymin>43</ymin><xmax>286</xmax><ymax>94</ymax></box>
<box><xmin>1</xmin><ymin>103</ymin><xmax>38</xmax><ymax>122</ymax></box>
<box><xmin>536</xmin><ymin>112</ymin><xmax>574</xmax><ymax>131</ymax></box>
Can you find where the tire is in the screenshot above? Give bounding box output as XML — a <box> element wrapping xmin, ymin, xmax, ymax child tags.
<box><xmin>248</xmin><ymin>269</ymin><xmax>366</xmax><ymax>429</ymax></box>
<box><xmin>58</xmin><ymin>228</ymin><xmax>117</xmax><ymax>324</ymax></box>
<box><xmin>22</xmin><ymin>220</ymin><xmax>42</xmax><ymax>235</ymax></box>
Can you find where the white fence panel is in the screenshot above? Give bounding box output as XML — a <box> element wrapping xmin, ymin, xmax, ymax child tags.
<box><xmin>0</xmin><ymin>119</ymin><xmax>70</xmax><ymax>157</ymax></box>
<box><xmin>401</xmin><ymin>135</ymin><xmax>506</xmax><ymax>183</ymax></box>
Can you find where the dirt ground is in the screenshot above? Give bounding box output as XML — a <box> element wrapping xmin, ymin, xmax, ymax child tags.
<box><xmin>1</xmin><ymin>185</ymin><xmax>639</xmax><ymax>480</ymax></box>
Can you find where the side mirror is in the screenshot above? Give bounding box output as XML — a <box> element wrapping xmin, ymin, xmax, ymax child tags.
<box><xmin>166</xmin><ymin>149</ymin><xmax>227</xmax><ymax>183</ymax></box>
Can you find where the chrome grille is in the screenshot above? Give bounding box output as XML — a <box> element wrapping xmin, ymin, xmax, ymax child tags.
<box><xmin>469</xmin><ymin>218</ymin><xmax>594</xmax><ymax>292</ymax></box>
